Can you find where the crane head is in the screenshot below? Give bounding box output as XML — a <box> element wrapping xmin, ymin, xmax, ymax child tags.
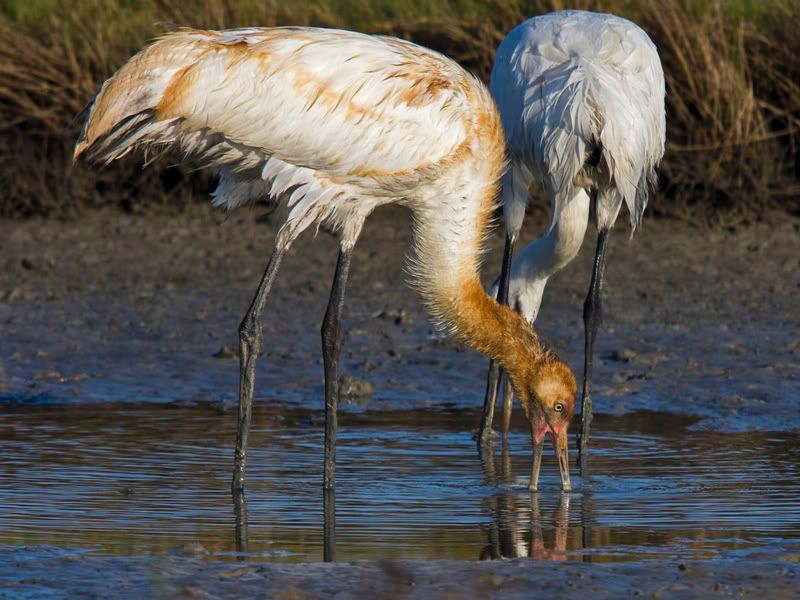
<box><xmin>512</xmin><ymin>359</ymin><xmax>576</xmax><ymax>491</ymax></box>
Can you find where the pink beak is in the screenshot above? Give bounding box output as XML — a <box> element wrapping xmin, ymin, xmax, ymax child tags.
<box><xmin>529</xmin><ymin>421</ymin><xmax>571</xmax><ymax>492</ymax></box>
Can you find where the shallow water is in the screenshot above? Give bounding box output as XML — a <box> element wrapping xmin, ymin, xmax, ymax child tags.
<box><xmin>2</xmin><ymin>402</ymin><xmax>799</xmax><ymax>564</ymax></box>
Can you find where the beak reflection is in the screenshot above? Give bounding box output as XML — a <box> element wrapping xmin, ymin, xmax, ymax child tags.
<box><xmin>480</xmin><ymin>442</ymin><xmax>572</xmax><ymax>562</ymax></box>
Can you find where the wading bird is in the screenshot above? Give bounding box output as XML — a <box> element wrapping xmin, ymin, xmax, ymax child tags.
<box><xmin>74</xmin><ymin>26</ymin><xmax>576</xmax><ymax>493</ymax></box>
<box><xmin>478</xmin><ymin>11</ymin><xmax>666</xmax><ymax>461</ymax></box>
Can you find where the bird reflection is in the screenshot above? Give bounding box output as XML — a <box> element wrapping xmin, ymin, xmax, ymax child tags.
<box><xmin>231</xmin><ymin>444</ymin><xmax>590</xmax><ymax>562</ymax></box>
<box><xmin>233</xmin><ymin>491</ymin><xmax>248</xmax><ymax>559</ymax></box>
<box><xmin>323</xmin><ymin>489</ymin><xmax>336</xmax><ymax>562</ymax></box>
<box><xmin>232</xmin><ymin>488</ymin><xmax>337</xmax><ymax>562</ymax></box>
<box><xmin>479</xmin><ymin>443</ymin><xmax>571</xmax><ymax>561</ymax></box>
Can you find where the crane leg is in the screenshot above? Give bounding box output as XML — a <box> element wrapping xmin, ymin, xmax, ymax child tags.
<box><xmin>321</xmin><ymin>243</ymin><xmax>355</xmax><ymax>490</ymax></box>
<box><xmin>578</xmin><ymin>227</ymin><xmax>610</xmax><ymax>467</ymax></box>
<box><xmin>478</xmin><ymin>233</ymin><xmax>516</xmax><ymax>447</ymax></box>
<box><xmin>323</xmin><ymin>489</ymin><xmax>336</xmax><ymax>562</ymax></box>
<box><xmin>501</xmin><ymin>372</ymin><xmax>514</xmax><ymax>439</ymax></box>
<box><xmin>232</xmin><ymin>237</ymin><xmax>290</xmax><ymax>493</ymax></box>
<box><xmin>233</xmin><ymin>491</ymin><xmax>248</xmax><ymax>556</ymax></box>
<box><xmin>478</xmin><ymin>362</ymin><xmax>500</xmax><ymax>446</ymax></box>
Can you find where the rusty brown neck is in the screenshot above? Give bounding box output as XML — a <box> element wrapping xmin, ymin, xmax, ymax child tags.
<box><xmin>443</xmin><ymin>275</ymin><xmax>551</xmax><ymax>392</ymax></box>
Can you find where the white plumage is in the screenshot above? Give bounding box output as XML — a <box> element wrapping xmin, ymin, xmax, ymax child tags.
<box><xmin>76</xmin><ymin>26</ymin><xmax>578</xmax><ymax>492</ymax></box>
<box><xmin>77</xmin><ymin>28</ymin><xmax>473</xmax><ymax>245</ymax></box>
<box><xmin>480</xmin><ymin>11</ymin><xmax>666</xmax><ymax>456</ymax></box>
<box><xmin>490</xmin><ymin>10</ymin><xmax>665</xmax><ymax>318</ymax></box>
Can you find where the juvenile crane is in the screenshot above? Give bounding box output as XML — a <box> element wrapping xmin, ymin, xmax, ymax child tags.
<box><xmin>74</xmin><ymin>27</ymin><xmax>577</xmax><ymax>493</ymax></box>
<box><xmin>478</xmin><ymin>11</ymin><xmax>666</xmax><ymax>460</ymax></box>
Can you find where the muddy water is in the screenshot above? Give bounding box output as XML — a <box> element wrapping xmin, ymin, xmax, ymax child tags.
<box><xmin>2</xmin><ymin>402</ymin><xmax>799</xmax><ymax>564</ymax></box>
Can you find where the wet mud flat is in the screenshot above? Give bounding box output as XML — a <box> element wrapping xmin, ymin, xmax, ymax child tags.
<box><xmin>1</xmin><ymin>205</ymin><xmax>799</xmax><ymax>596</ymax></box>
<box><xmin>2</xmin><ymin>551</ymin><xmax>799</xmax><ymax>599</ymax></box>
<box><xmin>3</xmin><ymin>404</ymin><xmax>800</xmax><ymax>597</ymax></box>
<box><xmin>1</xmin><ymin>205</ymin><xmax>798</xmax><ymax>424</ymax></box>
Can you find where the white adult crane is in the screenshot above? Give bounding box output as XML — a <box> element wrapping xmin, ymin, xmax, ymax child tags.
<box><xmin>478</xmin><ymin>11</ymin><xmax>666</xmax><ymax>462</ymax></box>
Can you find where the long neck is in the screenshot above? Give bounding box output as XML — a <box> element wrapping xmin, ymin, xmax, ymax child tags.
<box><xmin>407</xmin><ymin>88</ymin><xmax>552</xmax><ymax>379</ymax></box>
<box><xmin>515</xmin><ymin>188</ymin><xmax>590</xmax><ymax>282</ymax></box>
<box><xmin>508</xmin><ymin>188</ymin><xmax>591</xmax><ymax>323</ymax></box>
<box><xmin>447</xmin><ymin>275</ymin><xmax>549</xmax><ymax>376</ymax></box>
<box><xmin>409</xmin><ymin>176</ymin><xmax>549</xmax><ymax>378</ymax></box>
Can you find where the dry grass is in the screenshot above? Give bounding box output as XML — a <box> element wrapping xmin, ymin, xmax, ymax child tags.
<box><xmin>640</xmin><ymin>0</ymin><xmax>800</xmax><ymax>224</ymax></box>
<box><xmin>0</xmin><ymin>0</ymin><xmax>798</xmax><ymax>222</ymax></box>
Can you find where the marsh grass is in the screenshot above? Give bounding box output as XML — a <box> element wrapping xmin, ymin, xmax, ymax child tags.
<box><xmin>1</xmin><ymin>0</ymin><xmax>798</xmax><ymax>222</ymax></box>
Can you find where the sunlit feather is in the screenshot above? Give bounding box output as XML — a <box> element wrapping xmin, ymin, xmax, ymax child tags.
<box><xmin>489</xmin><ymin>10</ymin><xmax>666</xmax><ymax>322</ymax></box>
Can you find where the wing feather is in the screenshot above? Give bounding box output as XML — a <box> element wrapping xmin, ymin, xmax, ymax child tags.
<box><xmin>77</xmin><ymin>27</ymin><xmax>469</xmax><ymax>181</ymax></box>
<box><xmin>75</xmin><ymin>27</ymin><xmax>476</xmax><ymax>236</ymax></box>
<box><xmin>490</xmin><ymin>11</ymin><xmax>666</xmax><ymax>231</ymax></box>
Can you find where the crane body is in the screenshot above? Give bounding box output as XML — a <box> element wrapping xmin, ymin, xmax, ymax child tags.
<box><xmin>478</xmin><ymin>11</ymin><xmax>666</xmax><ymax>461</ymax></box>
<box><xmin>76</xmin><ymin>26</ymin><xmax>577</xmax><ymax>493</ymax></box>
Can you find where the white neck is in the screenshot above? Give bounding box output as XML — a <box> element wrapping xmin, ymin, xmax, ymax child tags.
<box><xmin>400</xmin><ymin>117</ymin><xmax>552</xmax><ymax>378</ymax></box>
<box><xmin>408</xmin><ymin>159</ymin><xmax>498</xmax><ymax>328</ymax></box>
<box><xmin>508</xmin><ymin>188</ymin><xmax>591</xmax><ymax>323</ymax></box>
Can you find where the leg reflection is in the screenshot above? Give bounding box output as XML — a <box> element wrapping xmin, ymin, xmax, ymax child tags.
<box><xmin>530</xmin><ymin>493</ymin><xmax>569</xmax><ymax>561</ymax></box>
<box><xmin>478</xmin><ymin>442</ymin><xmax>500</xmax><ymax>559</ymax></box>
<box><xmin>479</xmin><ymin>447</ymin><xmax>572</xmax><ymax>560</ymax></box>
<box><xmin>581</xmin><ymin>487</ymin><xmax>594</xmax><ymax>563</ymax></box>
<box><xmin>500</xmin><ymin>439</ymin><xmax>513</xmax><ymax>481</ymax></box>
<box><xmin>233</xmin><ymin>491</ymin><xmax>249</xmax><ymax>559</ymax></box>
<box><xmin>478</xmin><ymin>440</ymin><xmax>497</xmax><ymax>485</ymax></box>
<box><xmin>323</xmin><ymin>489</ymin><xmax>336</xmax><ymax>562</ymax></box>
<box><xmin>554</xmin><ymin>493</ymin><xmax>570</xmax><ymax>555</ymax></box>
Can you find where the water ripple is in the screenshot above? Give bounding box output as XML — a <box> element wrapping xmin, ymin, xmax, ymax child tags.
<box><xmin>2</xmin><ymin>405</ymin><xmax>799</xmax><ymax>562</ymax></box>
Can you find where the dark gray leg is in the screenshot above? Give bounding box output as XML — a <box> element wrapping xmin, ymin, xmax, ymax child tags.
<box><xmin>323</xmin><ymin>489</ymin><xmax>336</xmax><ymax>562</ymax></box>
<box><xmin>322</xmin><ymin>244</ymin><xmax>354</xmax><ymax>490</ymax></box>
<box><xmin>233</xmin><ymin>492</ymin><xmax>248</xmax><ymax>558</ymax></box>
<box><xmin>232</xmin><ymin>240</ymin><xmax>289</xmax><ymax>493</ymax></box>
<box><xmin>578</xmin><ymin>227</ymin><xmax>610</xmax><ymax>467</ymax></box>
<box><xmin>478</xmin><ymin>233</ymin><xmax>516</xmax><ymax>446</ymax></box>
<box><xmin>501</xmin><ymin>373</ymin><xmax>513</xmax><ymax>438</ymax></box>
<box><xmin>478</xmin><ymin>362</ymin><xmax>501</xmax><ymax>446</ymax></box>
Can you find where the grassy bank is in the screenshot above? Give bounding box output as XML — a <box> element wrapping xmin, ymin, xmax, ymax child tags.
<box><xmin>1</xmin><ymin>0</ymin><xmax>798</xmax><ymax>223</ymax></box>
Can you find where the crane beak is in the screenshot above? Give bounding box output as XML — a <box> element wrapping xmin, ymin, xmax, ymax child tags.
<box><xmin>528</xmin><ymin>421</ymin><xmax>572</xmax><ymax>492</ymax></box>
<box><xmin>529</xmin><ymin>438</ymin><xmax>544</xmax><ymax>492</ymax></box>
<box><xmin>553</xmin><ymin>427</ymin><xmax>572</xmax><ymax>492</ymax></box>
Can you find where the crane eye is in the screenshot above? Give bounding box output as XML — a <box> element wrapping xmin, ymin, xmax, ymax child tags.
<box><xmin>553</xmin><ymin>403</ymin><xmax>564</xmax><ymax>413</ymax></box>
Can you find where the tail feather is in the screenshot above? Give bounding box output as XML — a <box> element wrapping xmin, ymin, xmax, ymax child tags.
<box><xmin>74</xmin><ymin>30</ymin><xmax>297</xmax><ymax>212</ymax></box>
<box><xmin>518</xmin><ymin>56</ymin><xmax>663</xmax><ymax>231</ymax></box>
<box><xmin>83</xmin><ymin>113</ymin><xmax>172</xmax><ymax>164</ymax></box>
<box><xmin>73</xmin><ymin>32</ymin><xmax>211</xmax><ymax>161</ymax></box>
<box><xmin>212</xmin><ymin>169</ymin><xmax>273</xmax><ymax>210</ymax></box>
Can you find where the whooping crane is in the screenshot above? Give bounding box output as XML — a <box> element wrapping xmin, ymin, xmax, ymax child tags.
<box><xmin>74</xmin><ymin>26</ymin><xmax>577</xmax><ymax>493</ymax></box>
<box><xmin>478</xmin><ymin>11</ymin><xmax>666</xmax><ymax>463</ymax></box>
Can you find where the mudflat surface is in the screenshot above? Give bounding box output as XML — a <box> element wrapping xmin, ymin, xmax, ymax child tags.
<box><xmin>1</xmin><ymin>204</ymin><xmax>797</xmax><ymax>426</ymax></box>
<box><xmin>1</xmin><ymin>205</ymin><xmax>799</xmax><ymax>597</ymax></box>
<box><xmin>2</xmin><ymin>551</ymin><xmax>799</xmax><ymax>599</ymax></box>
